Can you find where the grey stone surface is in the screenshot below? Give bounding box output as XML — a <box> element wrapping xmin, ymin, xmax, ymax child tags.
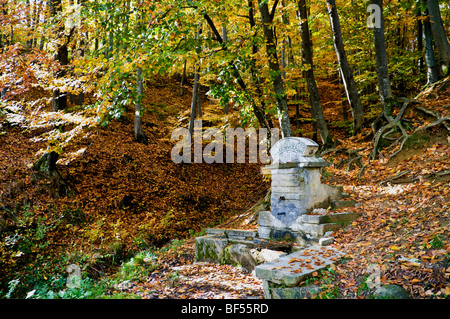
<box><xmin>195</xmin><ymin>235</ymin><xmax>228</xmax><ymax>263</ymax></box>
<box><xmin>225</xmin><ymin>229</ymin><xmax>257</xmax><ymax>241</ymax></box>
<box><xmin>270</xmin><ymin>285</ymin><xmax>321</xmax><ymax>299</ymax></box>
<box><xmin>270</xmin><ymin>137</ymin><xmax>319</xmax><ymax>163</ymax></box>
<box><xmin>251</xmin><ymin>249</ymin><xmax>287</xmax><ymax>264</ymax></box>
<box><xmin>299</xmin><ymin>212</ymin><xmax>361</xmax><ymax>225</ymax></box>
<box><xmin>227</xmin><ymin>244</ymin><xmax>257</xmax><ymax>271</ymax></box>
<box><xmin>255</xmin><ymin>245</ymin><xmax>343</xmax><ymax>286</ymax></box>
<box><xmin>319</xmin><ymin>237</ymin><xmax>334</xmax><ymax>246</ymax></box>
<box><xmin>374</xmin><ymin>284</ymin><xmax>409</xmax><ymax>299</ymax></box>
<box><xmin>269</xmin><ymin>166</ymin><xmax>336</xmax><ymax>225</ymax></box>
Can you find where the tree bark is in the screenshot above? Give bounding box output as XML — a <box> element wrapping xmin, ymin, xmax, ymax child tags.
<box><xmin>326</xmin><ymin>0</ymin><xmax>364</xmax><ymax>134</ymax></box>
<box><xmin>188</xmin><ymin>66</ymin><xmax>200</xmax><ymax>136</ymax></box>
<box><xmin>371</xmin><ymin>0</ymin><xmax>394</xmax><ymax>118</ymax></box>
<box><xmin>259</xmin><ymin>2</ymin><xmax>292</xmax><ymax>138</ymax></box>
<box><xmin>134</xmin><ymin>67</ymin><xmax>147</xmax><ymax>143</ymax></box>
<box><xmin>134</xmin><ymin>1</ymin><xmax>147</xmax><ymax>144</ymax></box>
<box><xmin>416</xmin><ymin>10</ymin><xmax>424</xmax><ymax>73</ymax></box>
<box><xmin>203</xmin><ymin>12</ymin><xmax>272</xmax><ymax>132</ymax></box>
<box><xmin>297</xmin><ymin>0</ymin><xmax>333</xmax><ymax>146</ymax></box>
<box><xmin>50</xmin><ymin>0</ymin><xmax>68</xmax><ymax>112</ymax></box>
<box><xmin>427</xmin><ymin>0</ymin><xmax>450</xmax><ymax>75</ymax></box>
<box><xmin>422</xmin><ymin>0</ymin><xmax>439</xmax><ymax>84</ymax></box>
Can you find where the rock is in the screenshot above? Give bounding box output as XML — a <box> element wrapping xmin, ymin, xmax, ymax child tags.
<box><xmin>270</xmin><ymin>285</ymin><xmax>321</xmax><ymax>299</ymax></box>
<box><xmin>319</xmin><ymin>237</ymin><xmax>334</xmax><ymax>246</ymax></box>
<box><xmin>374</xmin><ymin>284</ymin><xmax>409</xmax><ymax>299</ymax></box>
<box><xmin>251</xmin><ymin>249</ymin><xmax>286</xmax><ymax>264</ymax></box>
<box><xmin>195</xmin><ymin>235</ymin><xmax>228</xmax><ymax>263</ymax></box>
<box><xmin>227</xmin><ymin>244</ymin><xmax>257</xmax><ymax>272</ymax></box>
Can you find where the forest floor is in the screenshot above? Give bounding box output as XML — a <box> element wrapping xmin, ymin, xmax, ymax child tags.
<box><xmin>0</xmin><ymin>75</ymin><xmax>449</xmax><ymax>299</ymax></box>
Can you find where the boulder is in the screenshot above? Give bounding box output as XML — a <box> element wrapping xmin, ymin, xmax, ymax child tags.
<box><xmin>374</xmin><ymin>284</ymin><xmax>409</xmax><ymax>299</ymax></box>
<box><xmin>227</xmin><ymin>244</ymin><xmax>257</xmax><ymax>272</ymax></box>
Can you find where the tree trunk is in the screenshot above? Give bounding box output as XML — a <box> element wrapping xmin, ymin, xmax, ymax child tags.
<box><xmin>259</xmin><ymin>2</ymin><xmax>292</xmax><ymax>138</ymax></box>
<box><xmin>50</xmin><ymin>0</ymin><xmax>68</xmax><ymax>112</ymax></box>
<box><xmin>180</xmin><ymin>59</ymin><xmax>187</xmax><ymax>96</ymax></box>
<box><xmin>326</xmin><ymin>0</ymin><xmax>364</xmax><ymax>134</ymax></box>
<box><xmin>134</xmin><ymin>67</ymin><xmax>147</xmax><ymax>143</ymax></box>
<box><xmin>189</xmin><ymin>66</ymin><xmax>200</xmax><ymax>136</ymax></box>
<box><xmin>422</xmin><ymin>0</ymin><xmax>439</xmax><ymax>84</ymax></box>
<box><xmin>371</xmin><ymin>0</ymin><xmax>394</xmax><ymax>118</ymax></box>
<box><xmin>246</xmin><ymin>0</ymin><xmax>273</xmax><ymax>128</ymax></box>
<box><xmin>416</xmin><ymin>10</ymin><xmax>424</xmax><ymax>74</ymax></box>
<box><xmin>197</xmin><ymin>76</ymin><xmax>202</xmax><ymax>118</ymax></box>
<box><xmin>297</xmin><ymin>0</ymin><xmax>333</xmax><ymax>146</ymax></box>
<box><xmin>427</xmin><ymin>0</ymin><xmax>450</xmax><ymax>75</ymax></box>
<box><xmin>203</xmin><ymin>11</ymin><xmax>272</xmax><ymax>132</ymax></box>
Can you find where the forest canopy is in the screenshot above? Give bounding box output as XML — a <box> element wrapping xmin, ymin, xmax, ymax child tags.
<box><xmin>1</xmin><ymin>0</ymin><xmax>449</xmax><ymax>164</ymax></box>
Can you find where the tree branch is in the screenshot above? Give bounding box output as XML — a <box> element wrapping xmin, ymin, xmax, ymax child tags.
<box><xmin>270</xmin><ymin>0</ymin><xmax>279</xmax><ymax>21</ymax></box>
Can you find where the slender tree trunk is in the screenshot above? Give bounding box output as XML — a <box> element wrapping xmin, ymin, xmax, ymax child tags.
<box><xmin>246</xmin><ymin>0</ymin><xmax>273</xmax><ymax>129</ymax></box>
<box><xmin>371</xmin><ymin>0</ymin><xmax>394</xmax><ymax>118</ymax></box>
<box><xmin>259</xmin><ymin>2</ymin><xmax>292</xmax><ymax>138</ymax></box>
<box><xmin>427</xmin><ymin>0</ymin><xmax>450</xmax><ymax>75</ymax></box>
<box><xmin>180</xmin><ymin>59</ymin><xmax>187</xmax><ymax>96</ymax></box>
<box><xmin>202</xmin><ymin>11</ymin><xmax>272</xmax><ymax>132</ymax></box>
<box><xmin>50</xmin><ymin>0</ymin><xmax>68</xmax><ymax>111</ymax></box>
<box><xmin>189</xmin><ymin>66</ymin><xmax>199</xmax><ymax>136</ymax></box>
<box><xmin>422</xmin><ymin>0</ymin><xmax>439</xmax><ymax>84</ymax></box>
<box><xmin>134</xmin><ymin>67</ymin><xmax>147</xmax><ymax>143</ymax></box>
<box><xmin>417</xmin><ymin>10</ymin><xmax>424</xmax><ymax>73</ymax></box>
<box><xmin>197</xmin><ymin>71</ymin><xmax>202</xmax><ymax>118</ymax></box>
<box><xmin>134</xmin><ymin>2</ymin><xmax>147</xmax><ymax>143</ymax></box>
<box><xmin>297</xmin><ymin>0</ymin><xmax>333</xmax><ymax>146</ymax></box>
<box><xmin>326</xmin><ymin>0</ymin><xmax>364</xmax><ymax>134</ymax></box>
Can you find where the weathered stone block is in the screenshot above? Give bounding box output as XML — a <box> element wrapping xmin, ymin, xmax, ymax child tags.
<box><xmin>227</xmin><ymin>244</ymin><xmax>257</xmax><ymax>271</ymax></box>
<box><xmin>299</xmin><ymin>212</ymin><xmax>361</xmax><ymax>224</ymax></box>
<box><xmin>225</xmin><ymin>229</ymin><xmax>258</xmax><ymax>241</ymax></box>
<box><xmin>319</xmin><ymin>237</ymin><xmax>334</xmax><ymax>246</ymax></box>
<box><xmin>195</xmin><ymin>236</ymin><xmax>228</xmax><ymax>263</ymax></box>
<box><xmin>270</xmin><ymin>137</ymin><xmax>319</xmax><ymax>163</ymax></box>
<box><xmin>270</xmin><ymin>285</ymin><xmax>321</xmax><ymax>299</ymax></box>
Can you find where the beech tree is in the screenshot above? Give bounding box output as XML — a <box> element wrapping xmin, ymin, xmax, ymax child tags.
<box><xmin>297</xmin><ymin>0</ymin><xmax>333</xmax><ymax>147</ymax></box>
<box><xmin>259</xmin><ymin>1</ymin><xmax>292</xmax><ymax>138</ymax></box>
<box><xmin>422</xmin><ymin>0</ymin><xmax>439</xmax><ymax>84</ymax></box>
<box><xmin>370</xmin><ymin>0</ymin><xmax>394</xmax><ymax>118</ymax></box>
<box><xmin>326</xmin><ymin>0</ymin><xmax>364</xmax><ymax>135</ymax></box>
<box><xmin>427</xmin><ymin>0</ymin><xmax>450</xmax><ymax>75</ymax></box>
<box><xmin>49</xmin><ymin>0</ymin><xmax>70</xmax><ymax>112</ymax></box>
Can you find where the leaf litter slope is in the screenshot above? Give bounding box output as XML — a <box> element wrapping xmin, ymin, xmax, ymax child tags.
<box><xmin>1</xmin><ymin>76</ymin><xmax>449</xmax><ymax>299</ymax></box>
<box><xmin>0</xmin><ymin>76</ymin><xmax>266</xmax><ymax>289</ymax></box>
<box><xmin>126</xmin><ymin>78</ymin><xmax>449</xmax><ymax>300</ymax></box>
<box><xmin>319</xmin><ymin>83</ymin><xmax>450</xmax><ymax>298</ymax></box>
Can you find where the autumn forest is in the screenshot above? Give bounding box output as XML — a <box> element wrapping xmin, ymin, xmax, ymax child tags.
<box><xmin>0</xmin><ymin>0</ymin><xmax>449</xmax><ymax>301</ymax></box>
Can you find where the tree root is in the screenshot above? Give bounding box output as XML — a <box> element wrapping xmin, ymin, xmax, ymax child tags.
<box><xmin>370</xmin><ymin>97</ymin><xmax>413</xmax><ymax>160</ymax></box>
<box><xmin>321</xmin><ymin>147</ymin><xmax>365</xmax><ymax>172</ymax></box>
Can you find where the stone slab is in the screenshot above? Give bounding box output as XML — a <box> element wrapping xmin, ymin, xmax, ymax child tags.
<box><xmin>195</xmin><ymin>236</ymin><xmax>228</xmax><ymax>263</ymax></box>
<box><xmin>299</xmin><ymin>212</ymin><xmax>361</xmax><ymax>225</ymax></box>
<box><xmin>255</xmin><ymin>245</ymin><xmax>343</xmax><ymax>286</ymax></box>
<box><xmin>270</xmin><ymin>137</ymin><xmax>319</xmax><ymax>163</ymax></box>
<box><xmin>203</xmin><ymin>228</ymin><xmax>257</xmax><ymax>240</ymax></box>
<box><xmin>270</xmin><ymin>285</ymin><xmax>321</xmax><ymax>299</ymax></box>
<box><xmin>225</xmin><ymin>229</ymin><xmax>258</xmax><ymax>241</ymax></box>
